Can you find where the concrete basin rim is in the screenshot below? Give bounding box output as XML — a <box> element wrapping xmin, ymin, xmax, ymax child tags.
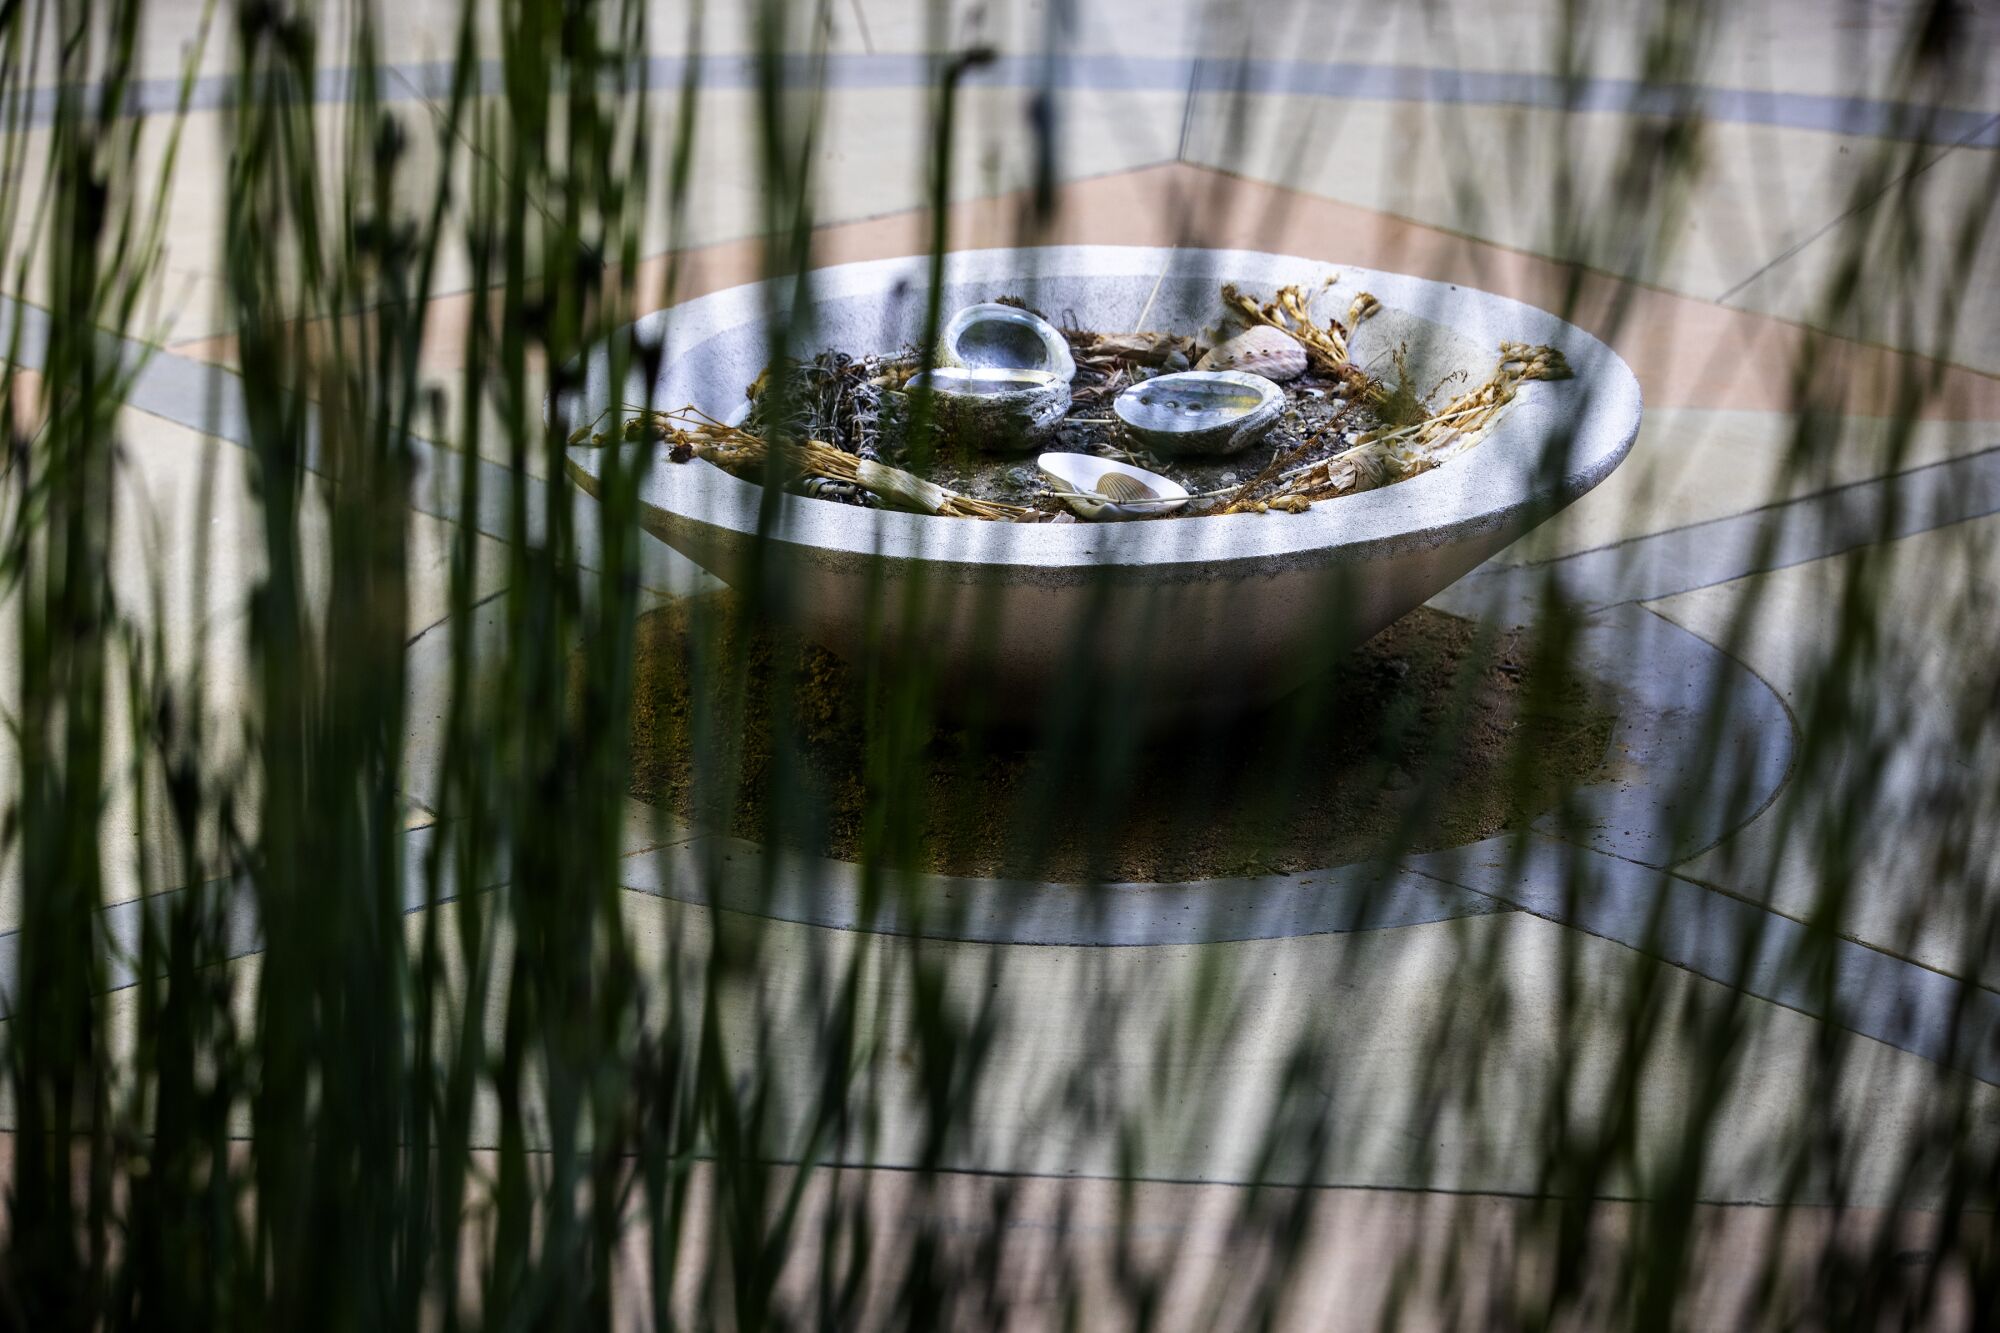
<box><xmin>568</xmin><ymin>244</ymin><xmax>1644</xmax><ymax>573</ymax></box>
<box><xmin>567</xmin><ymin>445</ymin><xmax>1554</xmax><ymax>584</ymax></box>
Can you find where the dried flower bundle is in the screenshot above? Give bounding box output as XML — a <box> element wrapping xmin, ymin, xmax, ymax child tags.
<box><xmin>575</xmin><ymin>407</ymin><xmax>1042</xmax><ymax>520</ymax></box>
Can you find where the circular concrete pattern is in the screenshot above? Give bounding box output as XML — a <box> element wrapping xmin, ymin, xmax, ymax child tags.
<box><xmin>402</xmin><ymin>579</ymin><xmax>1788</xmax><ymax>950</ymax></box>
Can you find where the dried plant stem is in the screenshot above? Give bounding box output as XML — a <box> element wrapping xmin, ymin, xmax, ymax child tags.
<box><xmin>1217</xmin><ymin>400</ymin><xmax>1361</xmax><ymax>514</ymax></box>
<box><xmin>1261</xmin><ymin>342</ymin><xmax>1574</xmax><ymax>508</ymax></box>
<box><xmin>1133</xmin><ymin>245</ymin><xmax>1177</xmax><ymax>331</ymax></box>
<box><xmin>638</xmin><ymin>406</ymin><xmax>1042</xmax><ymax>520</ymax></box>
<box><xmin>1220</xmin><ymin>279</ymin><xmax>1382</xmax><ymax>400</ymax></box>
<box><xmin>582</xmin><ymin>344</ymin><xmax>1569</xmax><ymax>523</ymax></box>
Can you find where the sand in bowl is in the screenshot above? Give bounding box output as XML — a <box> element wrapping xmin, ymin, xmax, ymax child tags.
<box><xmin>606</xmin><ymin>594</ymin><xmax>1615</xmax><ymax>883</ymax></box>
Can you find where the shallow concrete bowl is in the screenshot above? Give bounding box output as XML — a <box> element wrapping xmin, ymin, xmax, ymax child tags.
<box><xmin>564</xmin><ymin>246</ymin><xmax>1641</xmax><ymax>714</ymax></box>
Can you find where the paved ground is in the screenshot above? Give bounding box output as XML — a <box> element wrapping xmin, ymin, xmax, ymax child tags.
<box><xmin>3</xmin><ymin>0</ymin><xmax>1998</xmax><ymax>1322</ymax></box>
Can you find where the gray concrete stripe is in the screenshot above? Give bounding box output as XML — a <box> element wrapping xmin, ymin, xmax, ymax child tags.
<box><xmin>1525</xmin><ymin>603</ymin><xmax>1794</xmax><ymax>868</ymax></box>
<box><xmin>0</xmin><ymin>825</ymin><xmax>448</xmax><ymax>1017</ymax></box>
<box><xmin>1411</xmin><ymin>833</ymin><xmax>2000</xmax><ymax>1087</ymax></box>
<box><xmin>0</xmin><ymin>837</ymin><xmax>1493</xmax><ymax>1009</ymax></box>
<box><xmin>616</xmin><ymin>836</ymin><xmax>1506</xmax><ymax>947</ymax></box>
<box><xmin>0</xmin><ymin>294</ymin><xmax>714</xmax><ymax>598</ymax></box>
<box><xmin>1436</xmin><ymin>445</ymin><xmax>2000</xmax><ymax>621</ymax></box>
<box><xmin>16</xmin><ymin>54</ymin><xmax>1997</xmax><ymax>147</ymax></box>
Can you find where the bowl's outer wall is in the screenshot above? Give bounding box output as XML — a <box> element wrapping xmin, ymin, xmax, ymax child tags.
<box><xmin>566</xmin><ymin>247</ymin><xmax>1642</xmax><ymax>711</ymax></box>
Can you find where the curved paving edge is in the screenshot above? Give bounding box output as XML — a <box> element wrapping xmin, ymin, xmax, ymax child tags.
<box><xmin>620</xmin><ymin>835</ymin><xmax>1508</xmax><ymax>947</ymax></box>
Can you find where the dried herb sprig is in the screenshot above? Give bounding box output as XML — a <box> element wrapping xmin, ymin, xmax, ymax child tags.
<box><xmin>630</xmin><ymin>406</ymin><xmax>1043</xmax><ymax>521</ymax></box>
<box><xmin>1256</xmin><ymin>341</ymin><xmax>1574</xmax><ymax>508</ymax></box>
<box><xmin>1218</xmin><ymin>280</ymin><xmax>1382</xmax><ymax>399</ymax></box>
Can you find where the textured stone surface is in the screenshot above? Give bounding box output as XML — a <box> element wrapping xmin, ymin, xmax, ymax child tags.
<box><xmin>891</xmin><ymin>366</ymin><xmax>1070</xmax><ymax>453</ymax></box>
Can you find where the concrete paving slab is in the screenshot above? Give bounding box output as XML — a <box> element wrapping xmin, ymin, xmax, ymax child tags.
<box><xmin>0</xmin><ymin>406</ymin><xmax>512</xmax><ymax>931</ymax></box>
<box><xmin>600</xmin><ymin>1159</ymin><xmax>1986</xmax><ymax>1329</ymax></box>
<box><xmin>1649</xmin><ymin>512</ymin><xmax>2000</xmax><ymax>985</ymax></box>
<box><xmin>1181</xmin><ymin>91</ymin><xmax>2000</xmax><ymax>371</ymax></box>
<box><xmin>1494</xmin><ymin>410</ymin><xmax>2000</xmax><ymax>566</ymax></box>
<box><xmin>357</xmin><ymin>893</ymin><xmax>2000</xmax><ymax>1203</ymax></box>
<box><xmin>1415</xmin><ymin>832</ymin><xmax>2000</xmax><ymax>1089</ymax></box>
<box><xmin>7</xmin><ymin>0</ymin><xmax>883</xmax><ymax>92</ymax></box>
<box><xmin>1458</xmin><ymin>438</ymin><xmax>2000</xmax><ymax>615</ymax></box>
<box><xmin>779</xmin><ymin>907</ymin><xmax>1999</xmax><ymax>1202</ymax></box>
<box><xmin>2</xmin><ymin>96</ymin><xmax>467</xmax><ymax>344</ymax></box>
<box><xmin>1718</xmin><ymin>141</ymin><xmax>2000</xmax><ymax>376</ymax></box>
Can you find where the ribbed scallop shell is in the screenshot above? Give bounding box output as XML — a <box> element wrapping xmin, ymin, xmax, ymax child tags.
<box><xmin>1092</xmin><ymin>472</ymin><xmax>1158</xmax><ymax>503</ymax></box>
<box><xmin>1195</xmin><ymin>325</ymin><xmax>1308</xmax><ymax>382</ymax></box>
<box><xmin>1036</xmin><ymin>452</ymin><xmax>1189</xmax><ymax>521</ymax></box>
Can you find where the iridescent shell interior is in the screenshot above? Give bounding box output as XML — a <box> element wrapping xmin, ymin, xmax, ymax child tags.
<box><xmin>1117</xmin><ymin>373</ymin><xmax>1273</xmax><ymax>432</ymax></box>
<box><xmin>907</xmin><ymin>367</ymin><xmax>1061</xmax><ymax>397</ymax></box>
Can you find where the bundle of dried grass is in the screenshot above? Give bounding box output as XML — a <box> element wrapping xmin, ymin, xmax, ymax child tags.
<box><xmin>1218</xmin><ymin>280</ymin><xmax>1381</xmax><ymax>397</ymax></box>
<box><xmin>1389</xmin><ymin>342</ymin><xmax>1571</xmax><ymax>459</ymax></box>
<box><xmin>1223</xmin><ymin>341</ymin><xmax>1572</xmax><ymax>513</ymax></box>
<box><xmin>593</xmin><ymin>408</ymin><xmax>1042</xmax><ymax>521</ymax></box>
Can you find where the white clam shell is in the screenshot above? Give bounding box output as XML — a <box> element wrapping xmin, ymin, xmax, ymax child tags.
<box><xmin>939</xmin><ymin>303</ymin><xmax>1077</xmax><ymax>382</ymax></box>
<box><xmin>1195</xmin><ymin>325</ymin><xmax>1308</xmax><ymax>381</ymax></box>
<box><xmin>1036</xmin><ymin>452</ymin><xmax>1189</xmax><ymax>521</ymax></box>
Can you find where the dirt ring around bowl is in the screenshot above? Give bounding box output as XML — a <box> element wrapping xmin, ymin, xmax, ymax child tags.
<box><xmin>404</xmin><ymin>582</ymin><xmax>1792</xmax><ymax>949</ymax></box>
